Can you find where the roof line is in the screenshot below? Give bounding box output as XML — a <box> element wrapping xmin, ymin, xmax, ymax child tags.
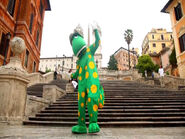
<box><xmin>161</xmin><ymin>0</ymin><xmax>173</xmax><ymax>13</ymax></box>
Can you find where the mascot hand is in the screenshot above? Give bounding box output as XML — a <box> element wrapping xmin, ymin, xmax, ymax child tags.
<box><xmin>71</xmin><ymin>73</ymin><xmax>74</xmax><ymax>79</ymax></box>
<box><xmin>91</xmin><ymin>21</ymin><xmax>101</xmax><ymax>35</ymax></box>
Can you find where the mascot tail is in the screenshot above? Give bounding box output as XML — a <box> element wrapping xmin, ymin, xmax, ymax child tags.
<box><xmin>98</xmin><ymin>85</ymin><xmax>104</xmax><ymax>109</ymax></box>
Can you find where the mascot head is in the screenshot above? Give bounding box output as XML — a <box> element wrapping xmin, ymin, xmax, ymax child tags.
<box><xmin>69</xmin><ymin>25</ymin><xmax>86</xmax><ymax>57</ymax></box>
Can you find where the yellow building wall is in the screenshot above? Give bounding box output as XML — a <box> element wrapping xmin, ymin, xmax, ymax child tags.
<box><xmin>142</xmin><ymin>29</ymin><xmax>173</xmax><ymax>55</ymax></box>
<box><xmin>166</xmin><ymin>0</ymin><xmax>185</xmax><ymax>78</ymax></box>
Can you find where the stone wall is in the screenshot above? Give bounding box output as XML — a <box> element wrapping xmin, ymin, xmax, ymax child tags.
<box><xmin>28</xmin><ymin>72</ymin><xmax>54</xmax><ymax>87</ymax></box>
<box><xmin>25</xmin><ymin>95</ymin><xmax>50</xmax><ymax>118</ymax></box>
<box><xmin>43</xmin><ymin>85</ymin><xmax>66</xmax><ymax>103</ymax></box>
<box><xmin>161</xmin><ymin>75</ymin><xmax>185</xmax><ymax>90</ymax></box>
<box><xmin>25</xmin><ymin>85</ymin><xmax>66</xmax><ymax>119</ymax></box>
<box><xmin>98</xmin><ymin>69</ymin><xmax>142</xmax><ymax>81</ymax></box>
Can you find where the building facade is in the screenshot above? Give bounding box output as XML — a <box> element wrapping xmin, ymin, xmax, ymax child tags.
<box><xmin>161</xmin><ymin>0</ymin><xmax>185</xmax><ymax>78</ymax></box>
<box><xmin>142</xmin><ymin>28</ymin><xmax>173</xmax><ymax>55</ymax></box>
<box><xmin>149</xmin><ymin>47</ymin><xmax>172</xmax><ymax>72</ymax></box>
<box><xmin>114</xmin><ymin>47</ymin><xmax>138</xmax><ymax>71</ymax></box>
<box><xmin>0</xmin><ymin>0</ymin><xmax>51</xmax><ymax>73</ymax></box>
<box><xmin>39</xmin><ymin>54</ymin><xmax>102</xmax><ymax>73</ymax></box>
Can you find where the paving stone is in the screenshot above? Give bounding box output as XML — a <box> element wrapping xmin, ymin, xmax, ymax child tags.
<box><xmin>0</xmin><ymin>124</ymin><xmax>185</xmax><ymax>139</ymax></box>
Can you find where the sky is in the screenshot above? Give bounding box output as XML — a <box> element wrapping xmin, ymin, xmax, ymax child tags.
<box><xmin>41</xmin><ymin>0</ymin><xmax>171</xmax><ymax>67</ymax></box>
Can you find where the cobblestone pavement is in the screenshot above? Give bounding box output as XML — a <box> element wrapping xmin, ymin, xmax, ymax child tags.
<box><xmin>0</xmin><ymin>124</ymin><xmax>185</xmax><ymax>139</ymax></box>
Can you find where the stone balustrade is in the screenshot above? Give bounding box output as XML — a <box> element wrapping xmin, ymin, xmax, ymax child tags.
<box><xmin>28</xmin><ymin>72</ymin><xmax>54</xmax><ymax>87</ymax></box>
<box><xmin>98</xmin><ymin>69</ymin><xmax>142</xmax><ymax>81</ymax></box>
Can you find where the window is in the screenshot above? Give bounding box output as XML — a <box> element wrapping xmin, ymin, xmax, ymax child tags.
<box><xmin>40</xmin><ymin>0</ymin><xmax>43</xmax><ymax>18</ymax></box>
<box><xmin>24</xmin><ymin>50</ymin><xmax>29</xmax><ymax>68</ymax></box>
<box><xmin>36</xmin><ymin>30</ymin><xmax>39</xmax><ymax>46</ymax></box>
<box><xmin>62</xmin><ymin>61</ymin><xmax>65</xmax><ymax>66</ymax></box>
<box><xmin>33</xmin><ymin>61</ymin><xmax>36</xmax><ymax>72</ymax></box>
<box><xmin>179</xmin><ymin>34</ymin><xmax>185</xmax><ymax>53</ymax></box>
<box><xmin>174</xmin><ymin>3</ymin><xmax>183</xmax><ymax>21</ymax></box>
<box><xmin>71</xmin><ymin>64</ymin><xmax>73</xmax><ymax>69</ymax></box>
<box><xmin>153</xmin><ymin>43</ymin><xmax>156</xmax><ymax>47</ymax></box>
<box><xmin>7</xmin><ymin>0</ymin><xmax>16</xmax><ymax>17</ymax></box>
<box><xmin>0</xmin><ymin>33</ymin><xmax>6</xmax><ymax>57</ymax></box>
<box><xmin>170</xmin><ymin>35</ymin><xmax>173</xmax><ymax>39</ymax></box>
<box><xmin>162</xmin><ymin>43</ymin><xmax>166</xmax><ymax>48</ymax></box>
<box><xmin>29</xmin><ymin>13</ymin><xmax>34</xmax><ymax>34</ymax></box>
<box><xmin>152</xmin><ymin>35</ymin><xmax>154</xmax><ymax>39</ymax></box>
<box><xmin>161</xmin><ymin>35</ymin><xmax>164</xmax><ymax>40</ymax></box>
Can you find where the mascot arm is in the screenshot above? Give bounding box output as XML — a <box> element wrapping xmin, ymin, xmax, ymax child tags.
<box><xmin>89</xmin><ymin>29</ymin><xmax>100</xmax><ymax>55</ymax></box>
<box><xmin>71</xmin><ymin>64</ymin><xmax>80</xmax><ymax>79</ymax></box>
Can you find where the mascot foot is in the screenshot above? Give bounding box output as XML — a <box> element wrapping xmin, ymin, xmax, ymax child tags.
<box><xmin>88</xmin><ymin>123</ymin><xmax>100</xmax><ymax>133</ymax></box>
<box><xmin>72</xmin><ymin>125</ymin><xmax>87</xmax><ymax>134</ymax></box>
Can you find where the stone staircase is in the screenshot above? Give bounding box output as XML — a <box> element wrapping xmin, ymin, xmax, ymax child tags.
<box><xmin>27</xmin><ymin>79</ymin><xmax>68</xmax><ymax>97</ymax></box>
<box><xmin>24</xmin><ymin>80</ymin><xmax>185</xmax><ymax>127</ymax></box>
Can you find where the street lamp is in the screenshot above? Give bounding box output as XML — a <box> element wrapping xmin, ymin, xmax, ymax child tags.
<box><xmin>132</xmin><ymin>48</ymin><xmax>136</xmax><ymax>68</ymax></box>
<box><xmin>3</xmin><ymin>32</ymin><xmax>11</xmax><ymax>65</ymax></box>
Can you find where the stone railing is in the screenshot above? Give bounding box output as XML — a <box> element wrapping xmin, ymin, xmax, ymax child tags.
<box><xmin>25</xmin><ymin>95</ymin><xmax>50</xmax><ymax>118</ymax></box>
<box><xmin>25</xmin><ymin>85</ymin><xmax>66</xmax><ymax>119</ymax></box>
<box><xmin>161</xmin><ymin>75</ymin><xmax>185</xmax><ymax>90</ymax></box>
<box><xmin>27</xmin><ymin>72</ymin><xmax>54</xmax><ymax>87</ymax></box>
<box><xmin>98</xmin><ymin>69</ymin><xmax>142</xmax><ymax>81</ymax></box>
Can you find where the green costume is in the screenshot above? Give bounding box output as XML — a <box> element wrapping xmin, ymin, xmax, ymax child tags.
<box><xmin>70</xmin><ymin>28</ymin><xmax>104</xmax><ymax>134</ymax></box>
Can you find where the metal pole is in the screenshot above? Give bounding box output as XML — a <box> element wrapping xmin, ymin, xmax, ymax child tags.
<box><xmin>128</xmin><ymin>44</ymin><xmax>130</xmax><ymax>69</ymax></box>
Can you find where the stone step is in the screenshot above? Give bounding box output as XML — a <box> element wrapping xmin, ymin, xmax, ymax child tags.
<box><xmin>66</xmin><ymin>91</ymin><xmax>185</xmax><ymax>95</ymax></box>
<box><xmin>50</xmin><ymin>102</ymin><xmax>185</xmax><ymax>107</ymax></box>
<box><xmin>23</xmin><ymin>120</ymin><xmax>185</xmax><ymax>127</ymax></box>
<box><xmin>36</xmin><ymin>112</ymin><xmax>185</xmax><ymax>117</ymax></box>
<box><xmin>40</xmin><ymin>109</ymin><xmax>185</xmax><ymax>113</ymax></box>
<box><xmin>59</xmin><ymin>97</ymin><xmax>185</xmax><ymax>101</ymax></box>
<box><xmin>103</xmin><ymin>90</ymin><xmax>185</xmax><ymax>93</ymax></box>
<box><xmin>28</xmin><ymin>116</ymin><xmax>185</xmax><ymax>122</ymax></box>
<box><xmin>62</xmin><ymin>96</ymin><xmax>185</xmax><ymax>100</ymax></box>
<box><xmin>54</xmin><ymin>100</ymin><xmax>185</xmax><ymax>104</ymax></box>
<box><xmin>45</xmin><ymin>105</ymin><xmax>185</xmax><ymax>110</ymax></box>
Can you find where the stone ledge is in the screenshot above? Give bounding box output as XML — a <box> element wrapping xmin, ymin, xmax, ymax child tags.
<box><xmin>43</xmin><ymin>85</ymin><xmax>66</xmax><ymax>103</ymax></box>
<box><xmin>25</xmin><ymin>95</ymin><xmax>50</xmax><ymax>119</ymax></box>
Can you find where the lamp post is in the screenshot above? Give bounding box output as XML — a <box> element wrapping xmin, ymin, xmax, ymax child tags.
<box><xmin>132</xmin><ymin>48</ymin><xmax>136</xmax><ymax>68</ymax></box>
<box><xmin>56</xmin><ymin>55</ymin><xmax>57</xmax><ymax>71</ymax></box>
<box><xmin>3</xmin><ymin>32</ymin><xmax>11</xmax><ymax>65</ymax></box>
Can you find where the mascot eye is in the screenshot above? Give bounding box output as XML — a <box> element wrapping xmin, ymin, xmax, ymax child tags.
<box><xmin>74</xmin><ymin>35</ymin><xmax>78</xmax><ymax>38</ymax></box>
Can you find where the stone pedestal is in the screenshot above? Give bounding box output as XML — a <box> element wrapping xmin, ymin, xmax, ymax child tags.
<box><xmin>0</xmin><ymin>37</ymin><xmax>29</xmax><ymax>123</ymax></box>
<box><xmin>0</xmin><ymin>58</ymin><xmax>29</xmax><ymax>122</ymax></box>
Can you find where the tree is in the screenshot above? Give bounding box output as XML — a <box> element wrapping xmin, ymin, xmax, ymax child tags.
<box><xmin>45</xmin><ymin>68</ymin><xmax>51</xmax><ymax>73</ymax></box>
<box><xmin>136</xmin><ymin>55</ymin><xmax>159</xmax><ymax>76</ymax></box>
<box><xmin>108</xmin><ymin>55</ymin><xmax>118</xmax><ymax>70</ymax></box>
<box><xmin>124</xmin><ymin>29</ymin><xmax>133</xmax><ymax>69</ymax></box>
<box><xmin>169</xmin><ymin>48</ymin><xmax>177</xmax><ymax>68</ymax></box>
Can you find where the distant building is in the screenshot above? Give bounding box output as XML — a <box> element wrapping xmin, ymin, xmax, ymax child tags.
<box><xmin>39</xmin><ymin>54</ymin><xmax>102</xmax><ymax>73</ymax></box>
<box><xmin>161</xmin><ymin>0</ymin><xmax>185</xmax><ymax>78</ymax></box>
<box><xmin>114</xmin><ymin>47</ymin><xmax>138</xmax><ymax>70</ymax></box>
<box><xmin>0</xmin><ymin>0</ymin><xmax>51</xmax><ymax>73</ymax></box>
<box><xmin>149</xmin><ymin>47</ymin><xmax>173</xmax><ymax>73</ymax></box>
<box><xmin>142</xmin><ymin>28</ymin><xmax>173</xmax><ymax>55</ymax></box>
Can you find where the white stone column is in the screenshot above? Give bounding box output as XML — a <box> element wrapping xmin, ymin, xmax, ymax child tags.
<box><xmin>0</xmin><ymin>37</ymin><xmax>29</xmax><ymax>123</ymax></box>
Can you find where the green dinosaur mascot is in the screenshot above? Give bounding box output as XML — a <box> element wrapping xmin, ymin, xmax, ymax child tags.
<box><xmin>69</xmin><ymin>24</ymin><xmax>104</xmax><ymax>134</ymax></box>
